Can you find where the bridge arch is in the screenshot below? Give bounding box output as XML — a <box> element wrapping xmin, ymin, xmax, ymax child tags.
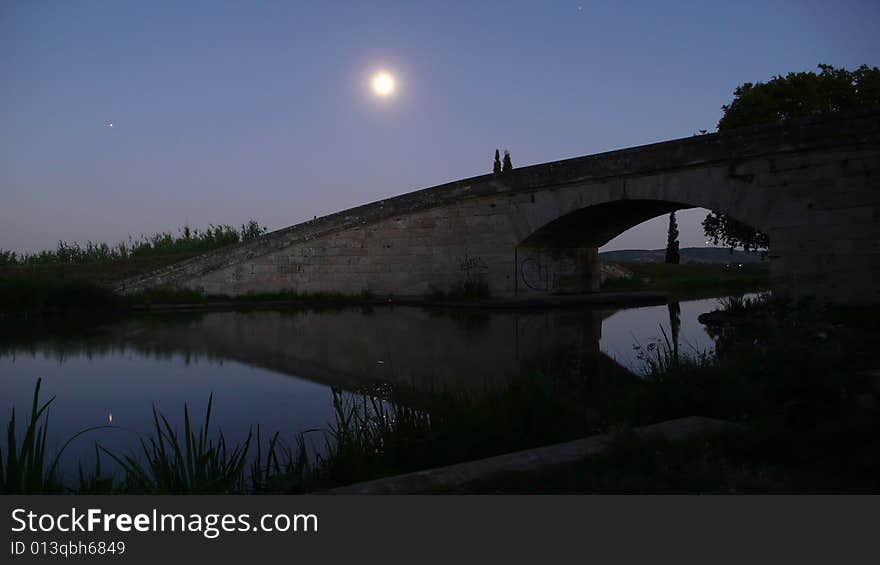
<box><xmin>511</xmin><ymin>191</ymin><xmax>766</xmax><ymax>294</ymax></box>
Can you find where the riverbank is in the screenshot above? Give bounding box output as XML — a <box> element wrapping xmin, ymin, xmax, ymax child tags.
<box><xmin>128</xmin><ymin>291</ymin><xmax>668</xmax><ymax>312</ymax></box>
<box><xmin>1</xmin><ymin>260</ymin><xmax>766</xmax><ymax>316</ymax></box>
<box><xmin>601</xmin><ymin>261</ymin><xmax>771</xmax><ymax>296</ymax></box>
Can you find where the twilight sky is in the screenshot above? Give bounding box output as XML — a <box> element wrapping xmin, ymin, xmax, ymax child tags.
<box><xmin>2</xmin><ymin>1</ymin><xmax>878</xmax><ymax>253</ymax></box>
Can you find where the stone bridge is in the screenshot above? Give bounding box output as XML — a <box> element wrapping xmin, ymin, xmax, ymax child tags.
<box><xmin>119</xmin><ymin>109</ymin><xmax>880</xmax><ymax>305</ymax></box>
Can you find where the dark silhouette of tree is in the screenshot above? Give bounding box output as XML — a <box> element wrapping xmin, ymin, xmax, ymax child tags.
<box><xmin>493</xmin><ymin>149</ymin><xmax>501</xmax><ymax>174</ymax></box>
<box><xmin>702</xmin><ymin>212</ymin><xmax>768</xmax><ymax>252</ymax></box>
<box><xmin>502</xmin><ymin>150</ymin><xmax>512</xmax><ymax>172</ymax></box>
<box><xmin>665</xmin><ymin>211</ymin><xmax>680</xmax><ymax>264</ymax></box>
<box><xmin>705</xmin><ymin>63</ymin><xmax>880</xmax><ymax>251</ymax></box>
<box><xmin>241</xmin><ymin>219</ymin><xmax>268</xmax><ymax>241</ymax></box>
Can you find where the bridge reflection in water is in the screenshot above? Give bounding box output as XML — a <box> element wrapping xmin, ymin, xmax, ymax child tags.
<box><xmin>121</xmin><ymin>306</ymin><xmax>628</xmax><ymax>392</ymax></box>
<box><xmin>1</xmin><ymin>298</ymin><xmax>728</xmax><ymax>471</ymax></box>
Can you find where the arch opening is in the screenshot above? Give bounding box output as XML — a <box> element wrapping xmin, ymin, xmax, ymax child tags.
<box><xmin>514</xmin><ymin>199</ymin><xmax>763</xmax><ymax>295</ymax></box>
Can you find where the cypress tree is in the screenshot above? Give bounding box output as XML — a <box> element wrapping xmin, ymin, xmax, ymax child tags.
<box><xmin>502</xmin><ymin>150</ymin><xmax>512</xmax><ymax>172</ymax></box>
<box><xmin>665</xmin><ymin>211</ymin><xmax>680</xmax><ymax>264</ymax></box>
<box><xmin>668</xmin><ymin>301</ymin><xmax>681</xmax><ymax>365</ymax></box>
<box><xmin>493</xmin><ymin>149</ymin><xmax>501</xmax><ymax>174</ymax></box>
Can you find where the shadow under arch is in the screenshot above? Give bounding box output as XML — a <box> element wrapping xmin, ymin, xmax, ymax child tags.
<box><xmin>514</xmin><ymin>199</ymin><xmax>764</xmax><ymax>294</ymax></box>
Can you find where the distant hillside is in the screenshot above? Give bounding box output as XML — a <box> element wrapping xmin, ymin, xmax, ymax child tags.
<box><xmin>600</xmin><ymin>247</ymin><xmax>768</xmax><ymax>264</ymax></box>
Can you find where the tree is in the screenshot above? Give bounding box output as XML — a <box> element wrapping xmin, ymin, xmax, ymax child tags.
<box><xmin>493</xmin><ymin>149</ymin><xmax>501</xmax><ymax>174</ymax></box>
<box><xmin>502</xmin><ymin>150</ymin><xmax>512</xmax><ymax>172</ymax></box>
<box><xmin>665</xmin><ymin>211</ymin><xmax>680</xmax><ymax>264</ymax></box>
<box><xmin>718</xmin><ymin>64</ymin><xmax>880</xmax><ymax>130</ymax></box>
<box><xmin>704</xmin><ymin>63</ymin><xmax>880</xmax><ymax>251</ymax></box>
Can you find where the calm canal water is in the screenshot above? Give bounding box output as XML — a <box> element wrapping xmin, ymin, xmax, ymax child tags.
<box><xmin>0</xmin><ymin>295</ymin><xmax>748</xmax><ymax>475</ymax></box>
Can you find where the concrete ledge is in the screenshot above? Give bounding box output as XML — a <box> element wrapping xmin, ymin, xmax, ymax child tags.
<box><xmin>329</xmin><ymin>416</ymin><xmax>739</xmax><ymax>494</ymax></box>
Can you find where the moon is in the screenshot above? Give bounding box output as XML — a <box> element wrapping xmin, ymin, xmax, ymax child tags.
<box><xmin>371</xmin><ymin>71</ymin><xmax>396</xmax><ymax>97</ymax></box>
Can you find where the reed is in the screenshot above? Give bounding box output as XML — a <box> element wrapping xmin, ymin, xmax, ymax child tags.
<box><xmin>1</xmin><ymin>378</ymin><xmax>107</xmax><ymax>493</ymax></box>
<box><xmin>99</xmin><ymin>394</ymin><xmax>253</xmax><ymax>494</ymax></box>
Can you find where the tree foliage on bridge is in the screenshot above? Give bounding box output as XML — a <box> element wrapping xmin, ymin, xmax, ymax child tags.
<box><xmin>502</xmin><ymin>150</ymin><xmax>513</xmax><ymax>172</ymax></box>
<box><xmin>703</xmin><ymin>63</ymin><xmax>880</xmax><ymax>251</ymax></box>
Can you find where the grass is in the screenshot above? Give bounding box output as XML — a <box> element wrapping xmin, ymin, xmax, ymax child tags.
<box><xmin>458</xmin><ymin>418</ymin><xmax>880</xmax><ymax>493</ymax></box>
<box><xmin>457</xmin><ymin>306</ymin><xmax>880</xmax><ymax>493</ymax></box>
<box><xmin>427</xmin><ymin>278</ymin><xmax>491</xmax><ymax>301</ymax></box>
<box><xmin>601</xmin><ymin>261</ymin><xmax>770</xmax><ymax>295</ymax></box>
<box><xmin>2</xmin><ymin>379</ymin><xmax>107</xmax><ymax>494</ymax></box>
<box><xmin>632</xmin><ymin>326</ymin><xmax>710</xmax><ymax>376</ymax></box>
<box><xmin>1</xmin><ymin>378</ymin><xmax>58</xmax><ymax>493</ymax></box>
<box><xmin>98</xmin><ymin>394</ymin><xmax>255</xmax><ymax>494</ymax></box>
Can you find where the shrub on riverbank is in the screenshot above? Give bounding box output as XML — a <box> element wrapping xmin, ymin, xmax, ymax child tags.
<box><xmin>0</xmin><ymin>221</ymin><xmax>267</xmax><ymax>267</ymax></box>
<box><xmin>0</xmin><ymin>277</ymin><xmax>123</xmax><ymax>316</ymax></box>
<box><xmin>0</xmin><ymin>279</ymin><xmax>375</xmax><ymax>315</ymax></box>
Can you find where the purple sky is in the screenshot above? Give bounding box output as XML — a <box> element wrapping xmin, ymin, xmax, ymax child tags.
<box><xmin>2</xmin><ymin>1</ymin><xmax>878</xmax><ymax>253</ymax></box>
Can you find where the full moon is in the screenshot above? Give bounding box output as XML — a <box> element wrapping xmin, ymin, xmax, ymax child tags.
<box><xmin>371</xmin><ymin>71</ymin><xmax>395</xmax><ymax>97</ymax></box>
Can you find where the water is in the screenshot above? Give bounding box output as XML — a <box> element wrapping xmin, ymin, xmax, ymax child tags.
<box><xmin>600</xmin><ymin>299</ymin><xmax>724</xmax><ymax>364</ymax></box>
<box><xmin>0</xmin><ymin>295</ymin><xmax>740</xmax><ymax>477</ymax></box>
